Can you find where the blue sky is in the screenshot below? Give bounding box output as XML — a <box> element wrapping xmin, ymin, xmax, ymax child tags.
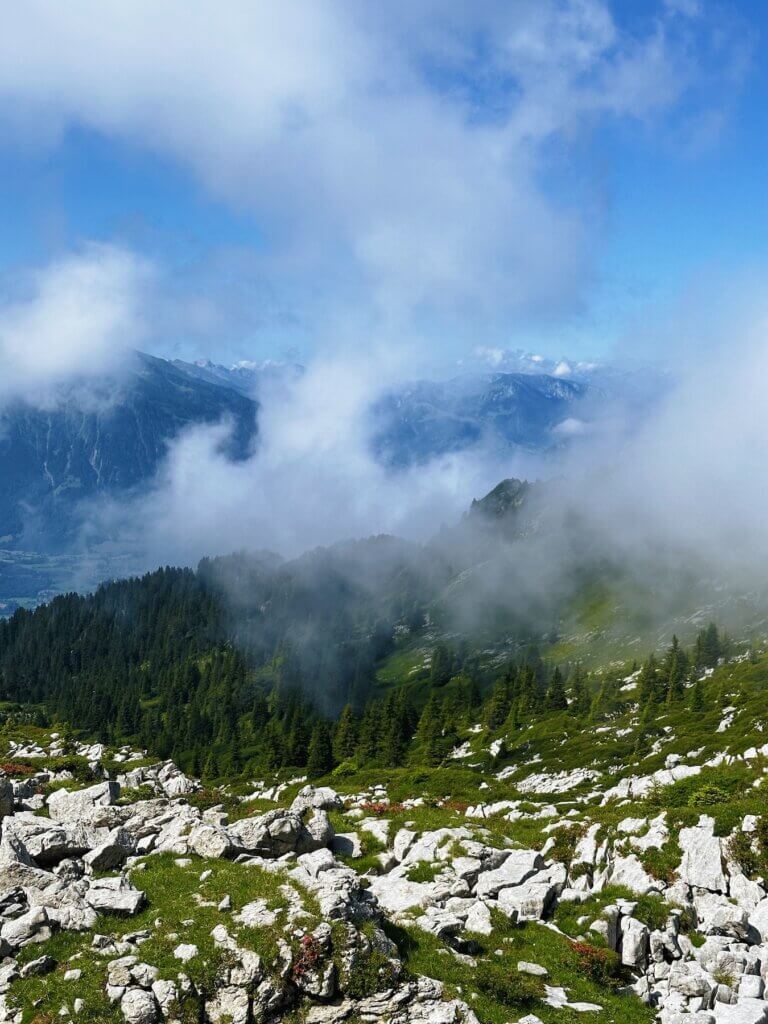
<box><xmin>0</xmin><ymin>0</ymin><xmax>765</xmax><ymax>371</ymax></box>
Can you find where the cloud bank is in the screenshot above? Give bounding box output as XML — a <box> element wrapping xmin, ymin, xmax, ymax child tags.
<box><xmin>0</xmin><ymin>0</ymin><xmax>747</xmax><ymax>345</ymax></box>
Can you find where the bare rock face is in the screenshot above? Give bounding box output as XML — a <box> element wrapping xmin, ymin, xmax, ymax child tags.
<box><xmin>678</xmin><ymin>820</ymin><xmax>727</xmax><ymax>894</ymax></box>
<box><xmin>475</xmin><ymin>850</ymin><xmax>544</xmax><ymax>899</ymax></box>
<box><xmin>290</xmin><ymin>785</ymin><xmax>344</xmax><ymax>815</ymax></box>
<box><xmin>85</xmin><ymin>879</ymin><xmax>146</xmax><ymax>916</ymax></box>
<box><xmin>229</xmin><ymin>809</ymin><xmax>308</xmax><ymax>858</ymax></box>
<box><xmin>187</xmin><ymin>824</ymin><xmax>232</xmax><ymax>860</ymax></box>
<box><xmin>83</xmin><ymin>828</ymin><xmax>136</xmax><ymax>871</ymax></box>
<box><xmin>48</xmin><ymin>782</ymin><xmax>121</xmax><ymax>824</ymax></box>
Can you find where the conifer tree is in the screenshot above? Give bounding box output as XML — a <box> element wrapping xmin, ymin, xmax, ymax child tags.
<box><xmin>545</xmin><ymin>667</ymin><xmax>568</xmax><ymax>710</ymax></box>
<box><xmin>430</xmin><ymin>644</ymin><xmax>453</xmax><ymax>687</ymax></box>
<box><xmin>689</xmin><ymin>676</ymin><xmax>706</xmax><ymax>713</ymax></box>
<box><xmin>332</xmin><ymin>704</ymin><xmax>358</xmax><ymax>763</ymax></box>
<box><xmin>307</xmin><ymin>721</ymin><xmax>334</xmax><ymax>778</ymax></box>
<box><xmin>486</xmin><ymin>678</ymin><xmax>510</xmax><ymax>730</ymax></box>
<box><xmin>416</xmin><ymin>692</ymin><xmax>444</xmax><ymax>765</ymax></box>
<box><xmin>664</xmin><ymin>636</ymin><xmax>688</xmax><ymax>704</ymax></box>
<box><xmin>569</xmin><ymin>665</ymin><xmax>590</xmax><ymax>716</ymax></box>
<box><xmin>638</xmin><ymin>654</ymin><xmax>665</xmax><ymax>706</ymax></box>
<box><xmin>203</xmin><ymin>750</ymin><xmax>219</xmax><ymax>782</ymax></box>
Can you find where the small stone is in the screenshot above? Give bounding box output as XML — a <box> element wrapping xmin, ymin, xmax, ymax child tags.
<box><xmin>20</xmin><ymin>956</ymin><xmax>56</xmax><ymax>978</ymax></box>
<box><xmin>64</xmin><ymin>969</ymin><xmax>81</xmax><ymax>981</ymax></box>
<box><xmin>518</xmin><ymin>961</ymin><xmax>548</xmax><ymax>977</ymax></box>
<box><xmin>173</xmin><ymin>943</ymin><xmax>199</xmax><ymax>962</ymax></box>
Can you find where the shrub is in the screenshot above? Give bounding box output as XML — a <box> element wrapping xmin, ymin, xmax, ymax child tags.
<box><xmin>571</xmin><ymin>941</ymin><xmax>622</xmax><ymax>987</ymax></box>
<box><xmin>674</xmin><ymin>904</ymin><xmax>698</xmax><ymax>935</ymax></box>
<box><xmin>548</xmin><ymin>824</ymin><xmax>583</xmax><ymax>868</ymax></box>
<box><xmin>292</xmin><ymin>934</ymin><xmax>323</xmax><ymax>981</ymax></box>
<box><xmin>406</xmin><ymin>862</ymin><xmax>441</xmax><ymax>883</ymax></box>
<box><xmin>712</xmin><ymin>965</ymin><xmax>736</xmax><ymax>987</ymax></box>
<box><xmin>345</xmin><ymin>948</ymin><xmax>396</xmax><ymax>998</ymax></box>
<box><xmin>475</xmin><ymin>962</ymin><xmax>542</xmax><ymax>1005</ymax></box>
<box><xmin>688</xmin><ymin>783</ymin><xmax>730</xmax><ymax>808</ymax></box>
<box><xmin>187</xmin><ymin>789</ymin><xmax>223</xmax><ymax>812</ymax></box>
<box><xmin>632</xmin><ymin>894</ymin><xmax>671</xmax><ymax>932</ymax></box>
<box><xmin>0</xmin><ymin>761</ymin><xmax>36</xmax><ymax>778</ymax></box>
<box><xmin>360</xmin><ymin>801</ymin><xmax>405</xmax><ymax>816</ymax></box>
<box><xmin>727</xmin><ymin>830</ymin><xmax>760</xmax><ymax>879</ymax></box>
<box><xmin>332</xmin><ymin>760</ymin><xmax>358</xmax><ymax>778</ymax></box>
<box><xmin>640</xmin><ymin>843</ymin><xmax>680</xmax><ymax>886</ymax></box>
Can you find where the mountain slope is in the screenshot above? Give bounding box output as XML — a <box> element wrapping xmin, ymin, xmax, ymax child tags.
<box><xmin>371</xmin><ymin>372</ymin><xmax>597</xmax><ymax>466</ymax></box>
<box><xmin>0</xmin><ymin>352</ymin><xmax>258</xmax><ymax>547</ymax></box>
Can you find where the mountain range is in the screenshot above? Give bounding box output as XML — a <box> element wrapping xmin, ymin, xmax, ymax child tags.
<box><xmin>0</xmin><ymin>350</ymin><xmax>664</xmax><ymax>608</ymax></box>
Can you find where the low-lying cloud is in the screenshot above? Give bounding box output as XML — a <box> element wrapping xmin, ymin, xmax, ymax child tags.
<box><xmin>0</xmin><ymin>244</ymin><xmax>148</xmax><ymax>408</ymax></box>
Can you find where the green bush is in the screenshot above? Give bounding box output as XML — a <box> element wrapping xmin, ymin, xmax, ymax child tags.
<box><xmin>688</xmin><ymin>783</ymin><xmax>730</xmax><ymax>808</ymax></box>
<box><xmin>345</xmin><ymin>948</ymin><xmax>396</xmax><ymax>998</ymax></box>
<box><xmin>406</xmin><ymin>861</ymin><xmax>441</xmax><ymax>883</ymax></box>
<box><xmin>475</xmin><ymin>961</ymin><xmax>543</xmax><ymax>1005</ymax></box>
<box><xmin>548</xmin><ymin>825</ymin><xmax>583</xmax><ymax>868</ymax></box>
<box><xmin>631</xmin><ymin>894</ymin><xmax>670</xmax><ymax>932</ymax></box>
<box><xmin>332</xmin><ymin>760</ymin><xmax>359</xmax><ymax>778</ymax></box>
<box><xmin>571</xmin><ymin>941</ymin><xmax>623</xmax><ymax>987</ymax></box>
<box><xmin>638</xmin><ymin>840</ymin><xmax>681</xmax><ymax>886</ymax></box>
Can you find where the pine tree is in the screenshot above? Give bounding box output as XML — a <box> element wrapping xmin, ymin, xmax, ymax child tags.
<box><xmin>695</xmin><ymin>623</ymin><xmax>721</xmax><ymax>669</ymax></box>
<box><xmin>638</xmin><ymin>654</ymin><xmax>665</xmax><ymax>706</ymax></box>
<box><xmin>430</xmin><ymin>644</ymin><xmax>453</xmax><ymax>687</ymax></box>
<box><xmin>355</xmin><ymin>703</ymin><xmax>380</xmax><ymax>764</ymax></box>
<box><xmin>379</xmin><ymin>691</ymin><xmax>413</xmax><ymax>767</ymax></box>
<box><xmin>417</xmin><ymin>692</ymin><xmax>444</xmax><ymax>765</ymax></box>
<box><xmin>664</xmin><ymin>636</ymin><xmax>688</xmax><ymax>704</ymax></box>
<box><xmin>486</xmin><ymin>678</ymin><xmax>510</xmax><ymax>730</ymax></box>
<box><xmin>569</xmin><ymin>665</ymin><xmax>590</xmax><ymax>716</ymax></box>
<box><xmin>307</xmin><ymin>722</ymin><xmax>334</xmax><ymax>778</ymax></box>
<box><xmin>689</xmin><ymin>677</ymin><xmax>706</xmax><ymax>713</ymax></box>
<box><xmin>545</xmin><ymin>667</ymin><xmax>568</xmax><ymax>710</ymax></box>
<box><xmin>203</xmin><ymin>750</ymin><xmax>219</xmax><ymax>782</ymax></box>
<box><xmin>332</xmin><ymin>704</ymin><xmax>358</xmax><ymax>763</ymax></box>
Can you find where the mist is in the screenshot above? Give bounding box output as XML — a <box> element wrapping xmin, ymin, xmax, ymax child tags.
<box><xmin>0</xmin><ymin>245</ymin><xmax>148</xmax><ymax>410</ymax></box>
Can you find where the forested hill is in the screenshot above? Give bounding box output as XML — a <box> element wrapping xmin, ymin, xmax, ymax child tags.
<box><xmin>0</xmin><ymin>474</ymin><xmax>754</xmax><ymax>780</ymax></box>
<box><xmin>0</xmin><ymin>533</ymin><xmax>447</xmax><ymax>776</ymax></box>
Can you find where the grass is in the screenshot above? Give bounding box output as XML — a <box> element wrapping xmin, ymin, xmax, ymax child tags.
<box><xmin>387</xmin><ymin>913</ymin><xmax>655</xmax><ymax>1024</ymax></box>
<box><xmin>10</xmin><ymin>854</ymin><xmax>317</xmax><ymax>1023</ymax></box>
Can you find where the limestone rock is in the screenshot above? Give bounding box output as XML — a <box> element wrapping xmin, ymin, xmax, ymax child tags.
<box><xmin>679</xmin><ymin>820</ymin><xmax>727</xmax><ymax>893</ymax></box>
<box><xmin>120</xmin><ymin>987</ymin><xmax>159</xmax><ymax>1024</ymax></box>
<box><xmin>48</xmin><ymin>782</ymin><xmax>120</xmax><ymax>823</ymax></box>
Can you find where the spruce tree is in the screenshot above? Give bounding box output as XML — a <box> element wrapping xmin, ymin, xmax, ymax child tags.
<box><xmin>545</xmin><ymin>667</ymin><xmax>568</xmax><ymax>710</ymax></box>
<box><xmin>486</xmin><ymin>678</ymin><xmax>510</xmax><ymax>730</ymax></box>
<box><xmin>417</xmin><ymin>692</ymin><xmax>444</xmax><ymax>765</ymax></box>
<box><xmin>332</xmin><ymin>704</ymin><xmax>359</xmax><ymax>763</ymax></box>
<box><xmin>689</xmin><ymin>677</ymin><xmax>706</xmax><ymax>713</ymax></box>
<box><xmin>664</xmin><ymin>636</ymin><xmax>688</xmax><ymax>704</ymax></box>
<box><xmin>569</xmin><ymin>665</ymin><xmax>590</xmax><ymax>716</ymax></box>
<box><xmin>307</xmin><ymin>722</ymin><xmax>334</xmax><ymax>778</ymax></box>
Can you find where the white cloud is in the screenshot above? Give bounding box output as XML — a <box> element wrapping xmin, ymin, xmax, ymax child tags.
<box><xmin>0</xmin><ymin>245</ymin><xmax>148</xmax><ymax>405</ymax></box>
<box><xmin>89</xmin><ymin>347</ymin><xmax>528</xmax><ymax>564</ymax></box>
<box><xmin>0</xmin><ymin>1</ymin><xmax>743</xmax><ymax>340</ymax></box>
